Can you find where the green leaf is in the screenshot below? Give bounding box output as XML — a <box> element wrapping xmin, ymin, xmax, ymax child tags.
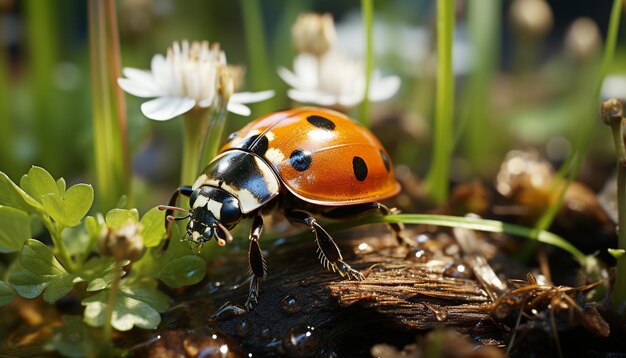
<box><xmin>46</xmin><ymin>315</ymin><xmax>98</xmax><ymax>358</ymax></box>
<box><xmin>9</xmin><ymin>271</ymin><xmax>49</xmax><ymax>299</ymax></box>
<box><xmin>79</xmin><ymin>257</ymin><xmax>128</xmax><ymax>292</ymax></box>
<box><xmin>0</xmin><ymin>172</ymin><xmax>42</xmax><ymax>213</ymax></box>
<box><xmin>158</xmin><ymin>255</ymin><xmax>206</xmax><ymax>288</ymax></box>
<box><xmin>120</xmin><ymin>280</ymin><xmax>170</xmax><ymax>312</ymax></box>
<box><xmin>18</xmin><ymin>239</ymin><xmax>66</xmax><ymax>275</ymax></box>
<box><xmin>0</xmin><ymin>281</ymin><xmax>15</xmax><ymax>306</ymax></box>
<box><xmin>42</xmin><ymin>184</ymin><xmax>94</xmax><ymax>227</ymax></box>
<box><xmin>19</xmin><ymin>166</ymin><xmax>59</xmax><ymax>202</ymax></box>
<box><xmin>82</xmin><ymin>280</ymin><xmax>169</xmax><ymax>331</ymax></box>
<box><xmin>140</xmin><ymin>207</ymin><xmax>165</xmax><ymax>247</ymax></box>
<box><xmin>105</xmin><ymin>208</ymin><xmax>139</xmax><ymax>230</ymax></box>
<box><xmin>56</xmin><ymin>178</ymin><xmax>66</xmax><ymax>194</ymax></box>
<box><xmin>0</xmin><ymin>206</ymin><xmax>31</xmax><ymax>253</ymax></box>
<box><xmin>609</xmin><ymin>248</ymin><xmax>625</xmax><ymax>259</ymax></box>
<box><xmin>8</xmin><ymin>240</ymin><xmax>76</xmax><ymax>303</ymax></box>
<box><xmin>43</xmin><ymin>274</ymin><xmax>76</xmax><ymax>303</ymax></box>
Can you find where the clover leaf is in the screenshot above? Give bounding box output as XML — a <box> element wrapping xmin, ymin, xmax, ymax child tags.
<box><xmin>9</xmin><ymin>240</ymin><xmax>125</xmax><ymax>303</ymax></box>
<box><xmin>82</xmin><ymin>279</ymin><xmax>169</xmax><ymax>331</ymax></box>
<box><xmin>0</xmin><ymin>206</ymin><xmax>31</xmax><ymax>253</ymax></box>
<box><xmin>20</xmin><ymin>166</ymin><xmax>59</xmax><ymax>202</ymax></box>
<box><xmin>158</xmin><ymin>255</ymin><xmax>206</xmax><ymax>288</ymax></box>
<box><xmin>140</xmin><ymin>207</ymin><xmax>165</xmax><ymax>247</ymax></box>
<box><xmin>41</xmin><ymin>184</ymin><xmax>94</xmax><ymax>227</ymax></box>
<box><xmin>0</xmin><ymin>171</ymin><xmax>41</xmax><ymax>213</ymax></box>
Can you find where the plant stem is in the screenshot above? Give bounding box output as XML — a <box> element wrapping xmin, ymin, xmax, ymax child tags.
<box><xmin>181</xmin><ymin>109</ymin><xmax>209</xmax><ymax>185</ymax></box>
<box><xmin>199</xmin><ymin>106</ymin><xmax>228</xmax><ymax>170</ymax></box>
<box><xmin>533</xmin><ymin>0</ymin><xmax>621</xmax><ymax>237</ymax></box>
<box><xmin>425</xmin><ymin>0</ymin><xmax>455</xmax><ymax>204</ymax></box>
<box><xmin>360</xmin><ymin>0</ymin><xmax>374</xmax><ymax>126</ymax></box>
<box><xmin>458</xmin><ymin>0</ymin><xmax>500</xmax><ymax>177</ymax></box>
<box><xmin>25</xmin><ymin>0</ymin><xmax>62</xmax><ymax>173</ymax></box>
<box><xmin>42</xmin><ymin>216</ymin><xmax>75</xmax><ymax>272</ymax></box>
<box><xmin>240</xmin><ymin>0</ymin><xmax>274</xmax><ymax>115</ymax></box>
<box><xmin>102</xmin><ymin>260</ymin><xmax>123</xmax><ymax>349</ymax></box>
<box><xmin>0</xmin><ymin>45</ymin><xmax>14</xmax><ymax>177</ymax></box>
<box><xmin>604</xmin><ymin>100</ymin><xmax>626</xmax><ymax>313</ymax></box>
<box><xmin>88</xmin><ymin>0</ymin><xmax>130</xmax><ymax>212</ymax></box>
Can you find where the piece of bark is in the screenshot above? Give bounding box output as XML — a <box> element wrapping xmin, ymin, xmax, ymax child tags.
<box><xmin>136</xmin><ymin>228</ymin><xmax>498</xmax><ymax>357</ymax></box>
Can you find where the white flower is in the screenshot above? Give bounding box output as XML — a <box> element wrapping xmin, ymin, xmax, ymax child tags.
<box><xmin>601</xmin><ymin>75</ymin><xmax>626</xmax><ymax>102</ymax></box>
<box><xmin>118</xmin><ymin>40</ymin><xmax>274</xmax><ymax>120</ymax></box>
<box><xmin>278</xmin><ymin>52</ymin><xmax>400</xmax><ymax>108</ymax></box>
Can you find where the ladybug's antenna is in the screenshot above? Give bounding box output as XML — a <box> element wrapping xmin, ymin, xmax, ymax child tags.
<box><xmin>158</xmin><ymin>205</ymin><xmax>191</xmax><ymax>222</ymax></box>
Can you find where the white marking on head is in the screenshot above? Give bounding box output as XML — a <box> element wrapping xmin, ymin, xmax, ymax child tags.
<box><xmin>265</xmin><ymin>147</ymin><xmax>285</xmax><ymax>165</ymax></box>
<box><xmin>206</xmin><ymin>199</ymin><xmax>223</xmax><ymax>220</ymax></box>
<box><xmin>192</xmin><ymin>231</ymin><xmax>201</xmax><ymax>241</ymax></box>
<box><xmin>265</xmin><ymin>131</ymin><xmax>275</xmax><ymax>141</ymax></box>
<box><xmin>192</xmin><ymin>194</ymin><xmax>209</xmax><ymax>209</ymax></box>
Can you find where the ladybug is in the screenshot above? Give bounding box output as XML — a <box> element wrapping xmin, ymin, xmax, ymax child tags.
<box><xmin>163</xmin><ymin>107</ymin><xmax>404</xmax><ymax>309</ymax></box>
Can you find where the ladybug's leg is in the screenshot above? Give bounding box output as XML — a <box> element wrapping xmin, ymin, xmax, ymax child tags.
<box><xmin>286</xmin><ymin>210</ymin><xmax>364</xmax><ymax>280</ymax></box>
<box><xmin>322</xmin><ymin>203</ymin><xmax>411</xmax><ymax>247</ymax></box>
<box><xmin>245</xmin><ymin>214</ymin><xmax>267</xmax><ymax>310</ymax></box>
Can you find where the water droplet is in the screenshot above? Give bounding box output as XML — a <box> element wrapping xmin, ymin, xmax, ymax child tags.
<box><xmin>443</xmin><ymin>262</ymin><xmax>473</xmax><ymax>279</ymax></box>
<box><xmin>280</xmin><ymin>295</ymin><xmax>302</xmax><ymax>314</ymax></box>
<box><xmin>434</xmin><ymin>307</ymin><xmax>448</xmax><ymax>321</ymax></box>
<box><xmin>237</xmin><ymin>318</ymin><xmax>251</xmax><ymax>337</ymax></box>
<box><xmin>415</xmin><ymin>233</ymin><xmax>431</xmax><ymax>244</ymax></box>
<box><xmin>405</xmin><ymin>248</ymin><xmax>433</xmax><ymax>263</ymax></box>
<box><xmin>356</xmin><ymin>242</ymin><xmax>373</xmax><ymax>254</ymax></box>
<box><xmin>282</xmin><ymin>325</ymin><xmax>319</xmax><ymax>357</ymax></box>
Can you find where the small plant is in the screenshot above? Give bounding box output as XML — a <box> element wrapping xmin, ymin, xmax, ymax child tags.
<box><xmin>601</xmin><ymin>98</ymin><xmax>626</xmax><ymax>314</ymax></box>
<box><xmin>0</xmin><ymin>166</ymin><xmax>209</xmax><ymax>352</ymax></box>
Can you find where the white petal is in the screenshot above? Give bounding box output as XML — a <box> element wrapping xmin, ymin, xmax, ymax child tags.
<box><xmin>230</xmin><ymin>90</ymin><xmax>275</xmax><ymax>104</ymax></box>
<box><xmin>227</xmin><ymin>102</ymin><xmax>252</xmax><ymax>116</ymax></box>
<box><xmin>368</xmin><ymin>75</ymin><xmax>401</xmax><ymax>102</ymax></box>
<box><xmin>293</xmin><ymin>54</ymin><xmax>319</xmax><ymax>89</ymax></box>
<box><xmin>287</xmin><ymin>89</ymin><xmax>338</xmax><ymax>106</ymax></box>
<box><xmin>150</xmin><ymin>54</ymin><xmax>167</xmax><ymax>78</ymax></box>
<box><xmin>118</xmin><ymin>78</ymin><xmax>162</xmax><ymax>98</ymax></box>
<box><xmin>277</xmin><ymin>67</ymin><xmax>303</xmax><ymax>89</ymax></box>
<box><xmin>123</xmin><ymin>67</ymin><xmax>153</xmax><ymax>83</ymax></box>
<box><xmin>140</xmin><ymin>96</ymin><xmax>196</xmax><ymax>121</ymax></box>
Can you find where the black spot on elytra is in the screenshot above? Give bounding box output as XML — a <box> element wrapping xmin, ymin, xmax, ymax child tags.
<box><xmin>307</xmin><ymin>115</ymin><xmax>336</xmax><ymax>130</ymax></box>
<box><xmin>225</xmin><ymin>132</ymin><xmax>237</xmax><ymax>143</ymax></box>
<box><xmin>380</xmin><ymin>150</ymin><xmax>391</xmax><ymax>172</ymax></box>
<box><xmin>240</xmin><ymin>134</ymin><xmax>269</xmax><ymax>156</ymax></box>
<box><xmin>352</xmin><ymin>156</ymin><xmax>368</xmax><ymax>181</ymax></box>
<box><xmin>290</xmin><ymin>150</ymin><xmax>312</xmax><ymax>172</ymax></box>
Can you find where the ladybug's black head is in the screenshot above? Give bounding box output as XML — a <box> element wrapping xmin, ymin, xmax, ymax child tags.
<box><xmin>187</xmin><ymin>186</ymin><xmax>242</xmax><ymax>246</ymax></box>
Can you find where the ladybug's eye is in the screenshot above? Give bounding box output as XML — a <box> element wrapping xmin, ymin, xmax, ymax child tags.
<box><xmin>220</xmin><ymin>199</ymin><xmax>241</xmax><ymax>226</ymax></box>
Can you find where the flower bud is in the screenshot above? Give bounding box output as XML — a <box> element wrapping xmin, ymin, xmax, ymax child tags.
<box><xmin>292</xmin><ymin>12</ymin><xmax>336</xmax><ymax>56</ymax></box>
<box><xmin>565</xmin><ymin>18</ymin><xmax>600</xmax><ymax>61</ymax></box>
<box><xmin>510</xmin><ymin>0</ymin><xmax>553</xmax><ymax>38</ymax></box>
<box><xmin>601</xmin><ymin>98</ymin><xmax>624</xmax><ymax>126</ymax></box>
<box><xmin>98</xmin><ymin>221</ymin><xmax>144</xmax><ymax>262</ymax></box>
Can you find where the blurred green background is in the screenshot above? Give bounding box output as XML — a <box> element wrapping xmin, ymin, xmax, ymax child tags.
<box><xmin>0</xmin><ymin>0</ymin><xmax>622</xmax><ymax>212</ymax></box>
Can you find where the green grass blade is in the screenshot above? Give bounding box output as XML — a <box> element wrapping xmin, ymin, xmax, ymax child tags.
<box><xmin>424</xmin><ymin>0</ymin><xmax>455</xmax><ymax>204</ymax></box>
<box><xmin>359</xmin><ymin>0</ymin><xmax>374</xmax><ymax>126</ymax></box>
